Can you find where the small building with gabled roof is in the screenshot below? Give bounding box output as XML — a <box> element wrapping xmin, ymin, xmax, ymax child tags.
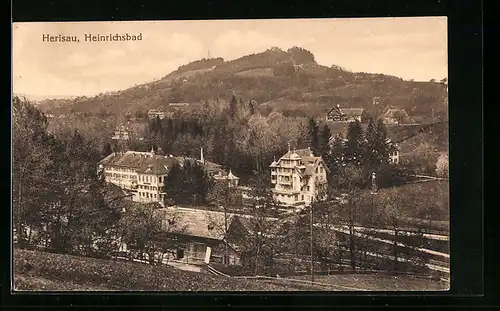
<box><xmin>326</xmin><ymin>105</ymin><xmax>364</xmax><ymax>123</ymax></box>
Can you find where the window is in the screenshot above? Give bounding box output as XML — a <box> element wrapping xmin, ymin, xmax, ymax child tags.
<box><xmin>320</xmin><ymin>167</ymin><xmax>323</xmax><ymax>173</ymax></box>
<box><xmin>307</xmin><ymin>186</ymin><xmax>310</xmax><ymax>192</ymax></box>
<box><xmin>301</xmin><ymin>195</ymin><xmax>304</xmax><ymax>200</ymax></box>
<box><xmin>294</xmin><ymin>195</ymin><xmax>298</xmax><ymax>201</ymax></box>
<box><xmin>154</xmin><ymin>194</ymin><xmax>157</xmax><ymax>198</ymax></box>
<box><xmin>159</xmin><ymin>176</ymin><xmax>162</xmax><ymax>183</ymax></box>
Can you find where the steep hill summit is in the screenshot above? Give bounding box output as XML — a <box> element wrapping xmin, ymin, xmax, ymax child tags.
<box><xmin>36</xmin><ymin>46</ymin><xmax>448</xmax><ymax>122</ymax></box>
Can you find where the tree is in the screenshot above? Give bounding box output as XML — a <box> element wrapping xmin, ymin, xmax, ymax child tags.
<box><xmin>363</xmin><ymin>118</ymin><xmax>378</xmax><ymax>169</ymax></box>
<box><xmin>248</xmin><ymin>100</ymin><xmax>256</xmax><ymax>115</ymax></box>
<box><xmin>307</xmin><ymin>117</ymin><xmax>320</xmax><ymax>154</ymax></box>
<box><xmin>164</xmin><ymin>162</ymin><xmax>186</xmax><ymax>205</ymax></box>
<box><xmin>435</xmin><ymin>153</ymin><xmax>449</xmax><ymax>178</ymax></box>
<box><xmin>229</xmin><ymin>95</ymin><xmax>238</xmax><ymax>119</ymax></box>
<box><xmin>330</xmin><ymin>164</ymin><xmax>367</xmax><ymax>271</ymax></box>
<box><xmin>240</xmin><ymin>175</ymin><xmax>280</xmax><ymax>275</ymax></box>
<box><xmin>406</xmin><ymin>142</ymin><xmax>438</xmax><ymax>175</ymax></box>
<box><xmin>205</xmin><ymin>178</ymin><xmax>234</xmax><ymax>266</ymax></box>
<box><xmin>365</xmin><ymin>118</ymin><xmax>390</xmax><ymax>171</ymax></box>
<box><xmin>13</xmin><ymin>97</ymin><xmax>55</xmax><ymax>246</ymax></box>
<box><xmin>319</xmin><ymin>124</ymin><xmax>332</xmax><ymax>159</ymax></box>
<box><xmin>372</xmin><ymin>186</ymin><xmax>430</xmax><ymax>274</ymax></box>
<box><xmin>101</xmin><ymin>142</ymin><xmax>113</xmax><ymax>157</ymax></box>
<box><xmin>344</xmin><ymin>120</ymin><xmax>365</xmax><ymax>166</ymax></box>
<box><xmin>120</xmin><ymin>202</ymin><xmax>162</xmax><ymax>264</ymax></box>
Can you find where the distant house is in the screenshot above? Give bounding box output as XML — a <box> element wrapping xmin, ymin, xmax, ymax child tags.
<box><xmin>147</xmin><ymin>109</ymin><xmax>168</xmax><ymax>120</ymax></box>
<box><xmin>381</xmin><ymin>107</ymin><xmax>417</xmax><ymax>125</ymax></box>
<box><xmin>111</xmin><ymin>125</ymin><xmax>130</xmax><ymax>141</ymax></box>
<box><xmin>326</xmin><ymin>105</ymin><xmax>364</xmax><ymax>123</ymax></box>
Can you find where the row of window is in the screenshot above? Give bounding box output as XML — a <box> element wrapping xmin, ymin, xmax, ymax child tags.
<box><xmin>138</xmin><ymin>185</ymin><xmax>164</xmax><ymax>191</ymax></box>
<box><xmin>107</xmin><ymin>167</ymin><xmax>135</xmax><ymax>173</ymax></box>
<box><xmin>138</xmin><ymin>175</ymin><xmax>164</xmax><ymax>184</ymax></box>
<box><xmin>272</xmin><ymin>166</ymin><xmax>324</xmax><ymax>175</ymax></box>
<box><xmin>105</xmin><ymin>172</ymin><xmax>135</xmax><ymax>180</ymax></box>
<box><xmin>139</xmin><ymin>192</ymin><xmax>163</xmax><ymax>199</ymax></box>
<box><xmin>276</xmin><ymin>193</ymin><xmax>309</xmax><ymax>202</ymax></box>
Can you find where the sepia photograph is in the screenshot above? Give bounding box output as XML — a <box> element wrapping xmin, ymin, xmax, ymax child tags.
<box><xmin>12</xmin><ymin>17</ymin><xmax>449</xmax><ymax>292</ymax></box>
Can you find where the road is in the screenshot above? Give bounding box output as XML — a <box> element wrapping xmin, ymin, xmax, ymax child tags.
<box><xmin>167</xmin><ymin>206</ymin><xmax>449</xmax><ymax>260</ymax></box>
<box><xmin>334</xmin><ymin>225</ymin><xmax>449</xmax><ymax>241</ymax></box>
<box><xmin>322</xmin><ymin>224</ymin><xmax>449</xmax><ymax>259</ymax></box>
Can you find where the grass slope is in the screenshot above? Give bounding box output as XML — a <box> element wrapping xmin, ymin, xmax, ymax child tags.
<box><xmin>13</xmin><ymin>249</ymin><xmax>321</xmax><ymax>291</ymax></box>
<box><xmin>14</xmin><ymin>249</ymin><xmax>448</xmax><ymax>292</ymax></box>
<box><xmin>292</xmin><ymin>274</ymin><xmax>449</xmax><ymax>291</ymax></box>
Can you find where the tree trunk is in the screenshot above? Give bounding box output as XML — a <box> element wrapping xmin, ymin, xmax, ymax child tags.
<box><xmin>393</xmin><ymin>226</ymin><xmax>398</xmax><ymax>273</ymax></box>
<box><xmin>254</xmin><ymin>242</ymin><xmax>260</xmax><ymax>276</ymax></box>
<box><xmin>349</xmin><ymin>225</ymin><xmax>356</xmax><ymax>272</ymax></box>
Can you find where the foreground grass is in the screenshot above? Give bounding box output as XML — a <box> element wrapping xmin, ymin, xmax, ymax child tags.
<box><xmin>14</xmin><ymin>249</ymin><xmax>448</xmax><ymax>291</ymax></box>
<box><xmin>291</xmin><ymin>274</ymin><xmax>449</xmax><ymax>291</ymax></box>
<box><xmin>13</xmin><ymin>249</ymin><xmax>324</xmax><ymax>291</ymax></box>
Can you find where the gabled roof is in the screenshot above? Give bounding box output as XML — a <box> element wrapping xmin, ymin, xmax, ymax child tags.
<box><xmin>272</xmin><ymin>148</ymin><xmax>330</xmax><ymax>174</ymax></box>
<box><xmin>99</xmin><ymin>151</ymin><xmax>179</xmax><ymax>175</ymax></box>
<box><xmin>154</xmin><ymin>208</ymin><xmax>243</xmax><ymax>241</ymax></box>
<box><xmin>327</xmin><ymin>106</ymin><xmax>364</xmax><ymax>117</ymax></box>
<box><xmin>383</xmin><ymin>108</ymin><xmax>409</xmax><ymax>118</ymax></box>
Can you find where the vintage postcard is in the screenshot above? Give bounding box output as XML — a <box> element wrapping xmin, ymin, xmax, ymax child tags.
<box><xmin>12</xmin><ymin>18</ymin><xmax>449</xmax><ymax>291</ymax></box>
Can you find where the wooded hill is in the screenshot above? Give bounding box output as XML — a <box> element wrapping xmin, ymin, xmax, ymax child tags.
<box><xmin>36</xmin><ymin>46</ymin><xmax>448</xmax><ymax>122</ymax></box>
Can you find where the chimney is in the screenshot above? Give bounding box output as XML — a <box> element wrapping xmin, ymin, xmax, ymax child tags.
<box><xmin>200</xmin><ymin>146</ymin><xmax>204</xmax><ymax>164</ymax></box>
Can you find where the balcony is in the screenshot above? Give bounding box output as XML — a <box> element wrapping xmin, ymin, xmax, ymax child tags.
<box><xmin>273</xmin><ymin>188</ymin><xmax>300</xmax><ymax>195</ymax></box>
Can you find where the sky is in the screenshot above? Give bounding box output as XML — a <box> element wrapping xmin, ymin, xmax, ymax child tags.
<box><xmin>12</xmin><ymin>17</ymin><xmax>447</xmax><ymax>98</ymax></box>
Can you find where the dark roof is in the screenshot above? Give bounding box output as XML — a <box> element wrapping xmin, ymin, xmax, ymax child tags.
<box><xmin>383</xmin><ymin>108</ymin><xmax>409</xmax><ymax>119</ymax></box>
<box><xmin>274</xmin><ymin>148</ymin><xmax>328</xmax><ymax>175</ymax></box>
<box><xmin>154</xmin><ymin>208</ymin><xmax>240</xmax><ymax>240</ymax></box>
<box><xmin>100</xmin><ymin>151</ymin><xmax>179</xmax><ymax>175</ymax></box>
<box><xmin>327</xmin><ymin>107</ymin><xmax>364</xmax><ymax>117</ymax></box>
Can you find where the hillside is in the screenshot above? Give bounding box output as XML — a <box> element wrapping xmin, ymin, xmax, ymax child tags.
<box><xmin>14</xmin><ymin>249</ymin><xmax>447</xmax><ymax>291</ymax></box>
<box><xmin>36</xmin><ymin>46</ymin><xmax>448</xmax><ymax>123</ymax></box>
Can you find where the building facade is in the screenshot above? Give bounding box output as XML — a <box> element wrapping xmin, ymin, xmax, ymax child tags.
<box><xmin>270</xmin><ymin>146</ymin><xmax>329</xmax><ymax>207</ymax></box>
<box><xmin>99</xmin><ymin>147</ymin><xmax>238</xmax><ymax>204</ymax></box>
<box><xmin>326</xmin><ymin>105</ymin><xmax>364</xmax><ymax>123</ymax></box>
<box><xmin>111</xmin><ymin>125</ymin><xmax>130</xmax><ymax>141</ymax></box>
<box><xmin>147</xmin><ymin>109</ymin><xmax>169</xmax><ymax>120</ymax></box>
<box><xmin>99</xmin><ymin>148</ymin><xmax>175</xmax><ymax>203</ymax></box>
<box><xmin>382</xmin><ymin>107</ymin><xmax>411</xmax><ymax>125</ymax></box>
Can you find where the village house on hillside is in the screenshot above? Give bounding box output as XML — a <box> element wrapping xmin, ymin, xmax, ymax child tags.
<box><xmin>326</xmin><ymin>105</ymin><xmax>364</xmax><ymax>123</ymax></box>
<box><xmin>111</xmin><ymin>125</ymin><xmax>130</xmax><ymax>141</ymax></box>
<box><xmin>270</xmin><ymin>145</ymin><xmax>329</xmax><ymax>207</ymax></box>
<box><xmin>382</xmin><ymin>106</ymin><xmax>415</xmax><ymax>125</ymax></box>
<box><xmin>98</xmin><ymin>147</ymin><xmax>237</xmax><ymax>205</ymax></box>
<box><xmin>147</xmin><ymin>108</ymin><xmax>169</xmax><ymax>120</ymax></box>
